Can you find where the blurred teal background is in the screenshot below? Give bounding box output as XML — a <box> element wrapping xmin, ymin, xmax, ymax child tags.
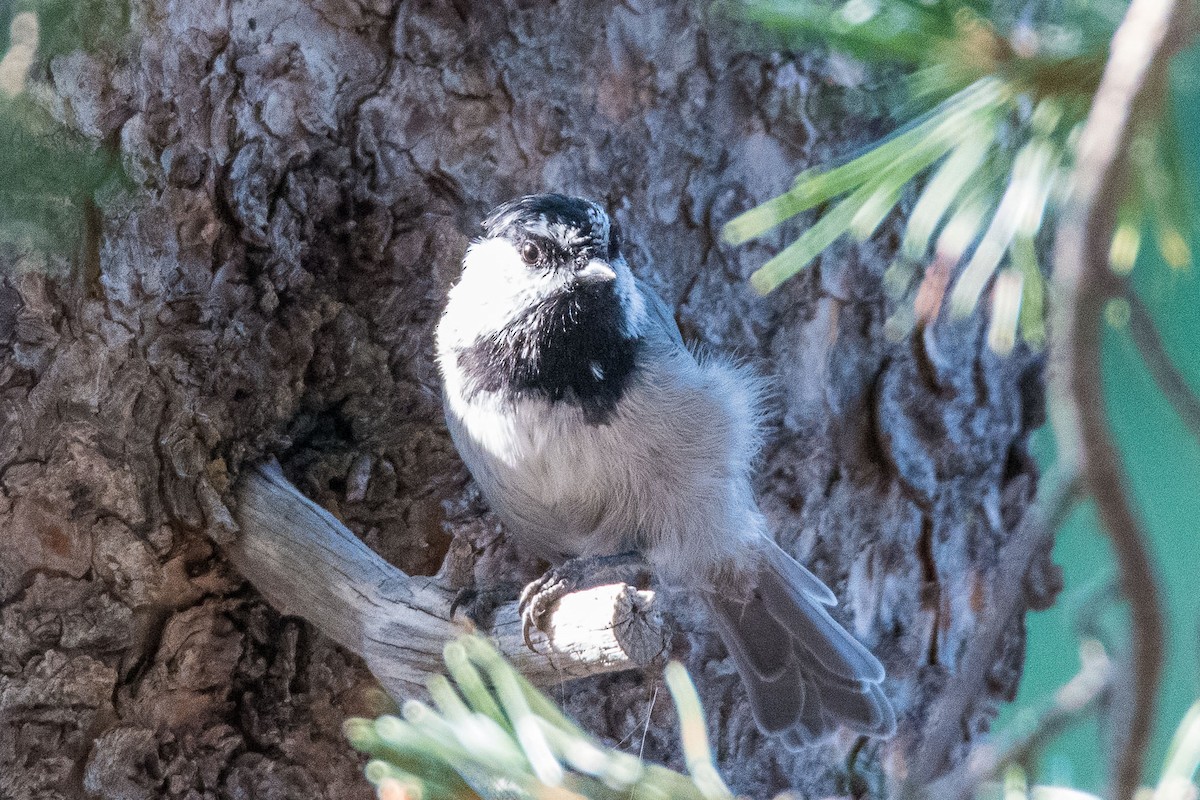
<box><xmin>1002</xmin><ymin>45</ymin><xmax>1200</xmax><ymax>791</ymax></box>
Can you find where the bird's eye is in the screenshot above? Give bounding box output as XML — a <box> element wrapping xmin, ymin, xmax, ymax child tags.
<box><xmin>520</xmin><ymin>241</ymin><xmax>541</xmax><ymax>265</ymax></box>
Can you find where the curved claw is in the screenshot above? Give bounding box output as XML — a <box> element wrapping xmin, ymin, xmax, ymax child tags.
<box><xmin>517</xmin><ymin>553</ymin><xmax>649</xmax><ymax>653</ymax></box>
<box><xmin>518</xmin><ymin>571</ymin><xmax>567</xmax><ymax>650</ymax></box>
<box><xmin>522</xmin><ymin>614</ymin><xmax>536</xmax><ymax>650</ymax></box>
<box><xmin>518</xmin><ymin>575</ymin><xmax>542</xmax><ymax>648</ymax></box>
<box><xmin>449</xmin><ymin>587</ymin><xmax>477</xmax><ymax>620</ymax></box>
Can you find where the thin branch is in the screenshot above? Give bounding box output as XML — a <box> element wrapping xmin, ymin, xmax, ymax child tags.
<box><xmin>1126</xmin><ymin>290</ymin><xmax>1200</xmax><ymax>445</ymax></box>
<box><xmin>934</xmin><ymin>641</ymin><xmax>1115</xmax><ymax>799</ymax></box>
<box><xmin>226</xmin><ymin>461</ymin><xmax>668</xmax><ymax>698</ymax></box>
<box><xmin>1049</xmin><ymin>0</ymin><xmax>1193</xmax><ymax>792</ymax></box>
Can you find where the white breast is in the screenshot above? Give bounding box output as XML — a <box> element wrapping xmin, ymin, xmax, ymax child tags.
<box><xmin>445</xmin><ymin>388</ymin><xmax>625</xmax><ymax>558</ymax></box>
<box><xmin>443</xmin><ymin>352</ymin><xmax>769</xmax><ymax>582</ymax></box>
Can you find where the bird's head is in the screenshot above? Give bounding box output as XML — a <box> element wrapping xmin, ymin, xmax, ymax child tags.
<box><xmin>444</xmin><ymin>194</ymin><xmax>646</xmax><ymax>344</ymax></box>
<box><xmin>437</xmin><ymin>194</ymin><xmax>649</xmax><ymax>415</ymax></box>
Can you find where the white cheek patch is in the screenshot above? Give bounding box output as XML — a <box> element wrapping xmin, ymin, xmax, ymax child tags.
<box><xmin>440</xmin><ymin>238</ymin><xmax>561</xmax><ymax>349</ymax></box>
<box><xmin>438</xmin><ymin>235</ymin><xmax>645</xmax><ymax>361</ymax></box>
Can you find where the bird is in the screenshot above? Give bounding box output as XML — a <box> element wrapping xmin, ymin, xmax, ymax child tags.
<box><xmin>435</xmin><ymin>193</ymin><xmax>895</xmax><ymax>742</ymax></box>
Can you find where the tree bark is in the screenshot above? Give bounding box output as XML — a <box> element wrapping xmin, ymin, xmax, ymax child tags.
<box><xmin>0</xmin><ymin>1</ymin><xmax>1053</xmax><ymax>798</ymax></box>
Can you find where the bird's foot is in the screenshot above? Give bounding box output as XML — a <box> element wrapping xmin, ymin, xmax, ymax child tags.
<box><xmin>517</xmin><ymin>551</ymin><xmax>649</xmax><ymax>649</ymax></box>
<box><xmin>450</xmin><ymin>582</ymin><xmax>522</xmax><ymax>629</ymax></box>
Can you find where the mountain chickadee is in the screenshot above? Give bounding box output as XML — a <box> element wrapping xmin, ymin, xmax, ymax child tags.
<box><xmin>436</xmin><ymin>194</ymin><xmax>895</xmax><ymax>741</ymax></box>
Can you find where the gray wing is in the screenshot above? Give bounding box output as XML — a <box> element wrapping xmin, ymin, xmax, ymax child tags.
<box><xmin>635</xmin><ymin>279</ymin><xmax>687</xmax><ymax>352</ymax></box>
<box><xmin>707</xmin><ymin>541</ymin><xmax>896</xmax><ymax>742</ymax></box>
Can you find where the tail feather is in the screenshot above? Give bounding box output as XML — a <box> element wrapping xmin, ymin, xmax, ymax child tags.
<box><xmin>765</xmin><ymin>543</ymin><xmax>838</xmax><ymax>606</ymax></box>
<box><xmin>711</xmin><ymin>593</ymin><xmax>794</xmax><ymax>682</ymax></box>
<box><xmin>759</xmin><ymin>567</ymin><xmax>885</xmax><ymax>684</ymax></box>
<box><xmin>708</xmin><ymin>597</ymin><xmax>804</xmax><ymax>732</ymax></box>
<box><xmin>807</xmin><ymin>678</ymin><xmax>896</xmax><ymax>734</ymax></box>
<box><xmin>705</xmin><ymin>542</ymin><xmax>895</xmax><ymax>743</ymax></box>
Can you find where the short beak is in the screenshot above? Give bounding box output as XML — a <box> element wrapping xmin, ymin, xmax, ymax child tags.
<box><xmin>576</xmin><ymin>259</ymin><xmax>617</xmax><ymax>283</ymax></box>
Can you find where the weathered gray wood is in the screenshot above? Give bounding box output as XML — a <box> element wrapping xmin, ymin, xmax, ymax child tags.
<box><xmin>228</xmin><ymin>461</ymin><xmax>667</xmax><ymax>694</ymax></box>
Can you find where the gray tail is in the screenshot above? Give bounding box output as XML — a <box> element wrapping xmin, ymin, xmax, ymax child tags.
<box><xmin>705</xmin><ymin>541</ymin><xmax>895</xmax><ymax>744</ymax></box>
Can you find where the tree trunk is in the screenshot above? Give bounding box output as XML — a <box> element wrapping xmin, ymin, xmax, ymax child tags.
<box><xmin>0</xmin><ymin>1</ymin><xmax>1056</xmax><ymax>798</ymax></box>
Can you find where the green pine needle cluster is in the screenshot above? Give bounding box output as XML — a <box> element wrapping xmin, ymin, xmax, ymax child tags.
<box><xmin>0</xmin><ymin>0</ymin><xmax>131</xmax><ymax>60</ymax></box>
<box><xmin>345</xmin><ymin>636</ymin><xmax>740</xmax><ymax>800</ymax></box>
<box><xmin>346</xmin><ymin>636</ymin><xmax>1200</xmax><ymax>800</ymax></box>
<box><xmin>0</xmin><ymin>98</ymin><xmax>124</xmax><ymax>260</ymax></box>
<box><xmin>722</xmin><ymin>0</ymin><xmax>1194</xmax><ymax>353</ymax></box>
<box><xmin>0</xmin><ymin>0</ymin><xmax>130</xmax><ymax>262</ymax></box>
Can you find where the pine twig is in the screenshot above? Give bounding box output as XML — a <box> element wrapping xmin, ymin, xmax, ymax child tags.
<box><xmin>1049</xmin><ymin>0</ymin><xmax>1194</xmax><ymax>793</ymax></box>
<box><xmin>346</xmin><ymin>637</ymin><xmax>729</xmax><ymax>800</ymax></box>
<box><xmin>952</xmin><ymin>641</ymin><xmax>1115</xmax><ymax>797</ymax></box>
<box><xmin>1126</xmin><ymin>290</ymin><xmax>1200</xmax><ymax>445</ymax></box>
